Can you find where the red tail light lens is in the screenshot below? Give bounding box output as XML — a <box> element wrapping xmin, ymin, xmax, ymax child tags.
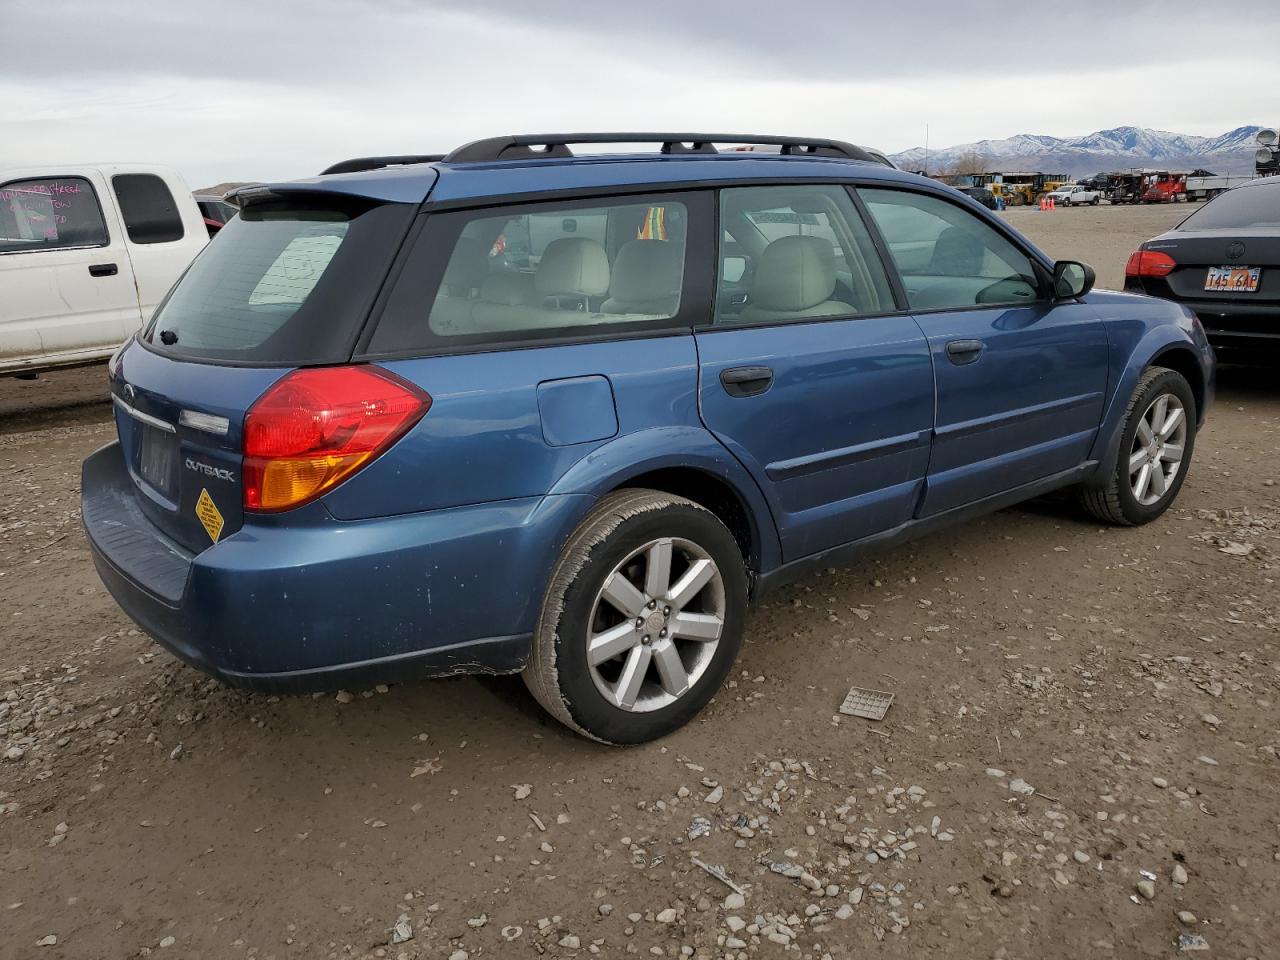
<box><xmin>1125</xmin><ymin>249</ymin><xmax>1177</xmax><ymax>278</ymax></box>
<box><xmin>243</xmin><ymin>366</ymin><xmax>430</xmax><ymax>512</ymax></box>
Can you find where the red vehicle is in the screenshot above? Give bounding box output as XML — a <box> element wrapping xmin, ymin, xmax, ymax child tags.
<box><xmin>194</xmin><ymin>194</ymin><xmax>237</xmax><ymax>236</ymax></box>
<box><xmin>1141</xmin><ymin>172</ymin><xmax>1187</xmax><ymax>203</ymax></box>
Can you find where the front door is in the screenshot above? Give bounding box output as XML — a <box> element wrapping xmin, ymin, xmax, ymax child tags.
<box><xmin>696</xmin><ymin>184</ymin><xmax>935</xmax><ymax>561</ymax></box>
<box><xmin>0</xmin><ymin>171</ymin><xmax>141</xmax><ymax>365</ymax></box>
<box><xmin>859</xmin><ymin>186</ymin><xmax>1108</xmax><ymax>517</ymax></box>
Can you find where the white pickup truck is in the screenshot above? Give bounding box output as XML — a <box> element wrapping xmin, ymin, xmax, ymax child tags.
<box><xmin>0</xmin><ymin>164</ymin><xmax>208</xmax><ymax>376</ymax></box>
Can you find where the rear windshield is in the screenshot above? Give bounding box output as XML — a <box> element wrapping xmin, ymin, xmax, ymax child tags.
<box><xmin>1179</xmin><ymin>183</ymin><xmax>1280</xmax><ymax>230</ymax></box>
<box><xmin>142</xmin><ymin>196</ymin><xmax>413</xmax><ymax>364</ymax></box>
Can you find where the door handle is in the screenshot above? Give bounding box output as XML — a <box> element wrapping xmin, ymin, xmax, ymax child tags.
<box><xmin>945</xmin><ymin>339</ymin><xmax>984</xmax><ymax>365</ymax></box>
<box><xmin>88</xmin><ymin>263</ymin><xmax>118</xmax><ymax>277</ymax></box>
<box><xmin>720</xmin><ymin>365</ymin><xmax>774</xmax><ymax>398</ymax></box>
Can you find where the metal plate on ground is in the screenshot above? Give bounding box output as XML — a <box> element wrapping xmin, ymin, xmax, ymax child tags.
<box><xmin>838</xmin><ymin>686</ymin><xmax>894</xmax><ymax>721</ymax></box>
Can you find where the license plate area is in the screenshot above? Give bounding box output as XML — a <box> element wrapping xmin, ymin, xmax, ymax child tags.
<box><xmin>1205</xmin><ymin>265</ymin><xmax>1260</xmax><ymax>292</ymax></box>
<box><xmin>139</xmin><ymin>423</ymin><xmax>176</xmax><ymax>497</ymax></box>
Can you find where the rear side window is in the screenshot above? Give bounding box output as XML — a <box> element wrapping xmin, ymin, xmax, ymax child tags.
<box><xmin>0</xmin><ymin>177</ymin><xmax>108</xmax><ymax>253</ymax></box>
<box><xmin>368</xmin><ymin>193</ymin><xmax>707</xmax><ymax>355</ymax></box>
<box><xmin>112</xmin><ymin>173</ymin><xmax>185</xmax><ymax>244</ymax></box>
<box><xmin>1179</xmin><ymin>184</ymin><xmax>1280</xmax><ymax>230</ymax></box>
<box><xmin>142</xmin><ymin>197</ymin><xmax>415</xmax><ymax>364</ymax></box>
<box><xmin>860</xmin><ymin>188</ymin><xmax>1041</xmax><ymax>311</ymax></box>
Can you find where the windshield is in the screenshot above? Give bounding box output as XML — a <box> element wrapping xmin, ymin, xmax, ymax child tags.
<box><xmin>1178</xmin><ymin>183</ymin><xmax>1280</xmax><ymax>230</ymax></box>
<box><xmin>142</xmin><ymin>196</ymin><xmax>414</xmax><ymax>364</ymax></box>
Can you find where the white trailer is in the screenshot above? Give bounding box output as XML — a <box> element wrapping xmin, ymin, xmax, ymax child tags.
<box><xmin>1185</xmin><ymin>173</ymin><xmax>1256</xmax><ymax>202</ymax></box>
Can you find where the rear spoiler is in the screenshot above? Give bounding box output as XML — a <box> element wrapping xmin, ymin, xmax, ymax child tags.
<box><xmin>226</xmin><ymin>167</ymin><xmax>438</xmax><ymax>207</ymax></box>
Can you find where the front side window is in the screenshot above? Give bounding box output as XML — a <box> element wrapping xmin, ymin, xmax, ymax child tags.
<box><xmin>860</xmin><ymin>188</ymin><xmax>1041</xmax><ymax>311</ymax></box>
<box><xmin>112</xmin><ymin>173</ymin><xmax>185</xmax><ymax>244</ymax></box>
<box><xmin>369</xmin><ymin>195</ymin><xmax>694</xmax><ymax>353</ymax></box>
<box><xmin>0</xmin><ymin>177</ymin><xmax>108</xmax><ymax>254</ymax></box>
<box><xmin>714</xmin><ymin>185</ymin><xmax>895</xmax><ymax>324</ymax></box>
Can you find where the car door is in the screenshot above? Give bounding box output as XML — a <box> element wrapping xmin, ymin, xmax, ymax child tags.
<box><xmin>0</xmin><ymin>171</ymin><xmax>141</xmax><ymax>365</ymax></box>
<box><xmin>859</xmin><ymin>186</ymin><xmax>1108</xmax><ymax>517</ymax></box>
<box><xmin>695</xmin><ymin>184</ymin><xmax>934</xmax><ymax>562</ymax></box>
<box><xmin>109</xmin><ymin>170</ymin><xmax>207</xmax><ymax>324</ymax></box>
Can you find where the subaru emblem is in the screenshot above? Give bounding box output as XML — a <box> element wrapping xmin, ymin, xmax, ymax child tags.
<box><xmin>123</xmin><ymin>382</ymin><xmax>136</xmax><ymax>405</ymax></box>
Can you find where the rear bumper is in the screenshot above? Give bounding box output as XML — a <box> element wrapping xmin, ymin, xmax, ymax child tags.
<box><xmin>1185</xmin><ymin>301</ymin><xmax>1280</xmax><ymax>350</ymax></box>
<box><xmin>82</xmin><ymin>441</ymin><xmax>590</xmax><ymax>693</ymax></box>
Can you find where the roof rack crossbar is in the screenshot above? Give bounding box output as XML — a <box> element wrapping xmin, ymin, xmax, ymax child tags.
<box><xmin>443</xmin><ymin>133</ymin><xmax>877</xmax><ymax>164</ymax></box>
<box><xmin>320</xmin><ymin>155</ymin><xmax>445</xmax><ymax>176</ymax></box>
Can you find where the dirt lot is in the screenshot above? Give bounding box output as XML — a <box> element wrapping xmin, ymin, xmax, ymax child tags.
<box><xmin>2</xmin><ymin>203</ymin><xmax>1277</xmax><ymax>960</ymax></box>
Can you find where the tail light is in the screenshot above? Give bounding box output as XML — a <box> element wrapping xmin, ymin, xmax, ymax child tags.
<box><xmin>1125</xmin><ymin>249</ymin><xmax>1177</xmax><ymax>278</ymax></box>
<box><xmin>243</xmin><ymin>366</ymin><xmax>430</xmax><ymax>512</ymax></box>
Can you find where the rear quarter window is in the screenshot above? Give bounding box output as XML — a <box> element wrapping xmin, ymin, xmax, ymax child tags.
<box><xmin>366</xmin><ymin>192</ymin><xmax>711</xmax><ymax>356</ymax></box>
<box><xmin>142</xmin><ymin>197</ymin><xmax>415</xmax><ymax>365</ymax></box>
<box><xmin>112</xmin><ymin>173</ymin><xmax>185</xmax><ymax>244</ymax></box>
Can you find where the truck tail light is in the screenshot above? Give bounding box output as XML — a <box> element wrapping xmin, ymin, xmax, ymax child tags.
<box><xmin>1125</xmin><ymin>249</ymin><xmax>1177</xmax><ymax>278</ymax></box>
<box><xmin>243</xmin><ymin>366</ymin><xmax>430</xmax><ymax>512</ymax></box>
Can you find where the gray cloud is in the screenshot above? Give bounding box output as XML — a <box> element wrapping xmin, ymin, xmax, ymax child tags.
<box><xmin>10</xmin><ymin>0</ymin><xmax>1276</xmax><ymax>86</ymax></box>
<box><xmin>3</xmin><ymin>0</ymin><xmax>1276</xmax><ymax>187</ymax></box>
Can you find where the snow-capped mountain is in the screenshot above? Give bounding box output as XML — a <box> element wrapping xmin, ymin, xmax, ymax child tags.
<box><xmin>890</xmin><ymin>125</ymin><xmax>1264</xmax><ymax>175</ymax></box>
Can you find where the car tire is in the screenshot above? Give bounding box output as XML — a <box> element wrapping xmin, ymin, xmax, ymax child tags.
<box><xmin>1079</xmin><ymin>366</ymin><xmax>1196</xmax><ymax>526</ymax></box>
<box><xmin>1091</xmin><ymin>196</ymin><xmax>1100</xmax><ymax>205</ymax></box>
<box><xmin>523</xmin><ymin>489</ymin><xmax>748</xmax><ymax>744</ymax></box>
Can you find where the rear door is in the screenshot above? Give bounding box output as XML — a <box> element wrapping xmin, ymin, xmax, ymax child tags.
<box><xmin>109</xmin><ymin>170</ymin><xmax>208</xmax><ymax>325</ymax></box>
<box><xmin>695</xmin><ymin>184</ymin><xmax>934</xmax><ymax>561</ymax></box>
<box><xmin>0</xmin><ymin>170</ymin><xmax>141</xmax><ymax>365</ymax></box>
<box><xmin>859</xmin><ymin>186</ymin><xmax>1108</xmax><ymax>516</ymax></box>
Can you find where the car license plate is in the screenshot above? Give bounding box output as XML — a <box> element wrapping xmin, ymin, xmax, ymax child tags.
<box><xmin>1204</xmin><ymin>265</ymin><xmax>1260</xmax><ymax>292</ymax></box>
<box><xmin>139</xmin><ymin>423</ymin><xmax>175</xmax><ymax>494</ymax></box>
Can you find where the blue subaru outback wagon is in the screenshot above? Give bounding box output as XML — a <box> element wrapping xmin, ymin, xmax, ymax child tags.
<box><xmin>82</xmin><ymin>133</ymin><xmax>1215</xmax><ymax>743</ymax></box>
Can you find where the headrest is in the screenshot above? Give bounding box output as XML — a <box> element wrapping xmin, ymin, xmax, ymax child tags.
<box><xmin>609</xmin><ymin>240</ymin><xmax>683</xmax><ymax>304</ymax></box>
<box><xmin>479</xmin><ymin>271</ymin><xmax>535</xmax><ymax>306</ymax></box>
<box><xmin>751</xmin><ymin>235</ymin><xmax>837</xmax><ymax>311</ymax></box>
<box><xmin>535</xmin><ymin>237</ymin><xmax>610</xmax><ymax>297</ymax></box>
<box><xmin>443</xmin><ymin>236</ymin><xmax>489</xmax><ymax>289</ymax></box>
<box><xmin>929</xmin><ymin>226</ymin><xmax>985</xmax><ymax>276</ymax></box>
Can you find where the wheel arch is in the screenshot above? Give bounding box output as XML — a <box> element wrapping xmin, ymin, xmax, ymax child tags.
<box><xmin>1149</xmin><ymin>344</ymin><xmax>1206</xmax><ymax>424</ymax></box>
<box><xmin>1089</xmin><ymin>324</ymin><xmax>1211</xmax><ymax>481</ymax></box>
<box><xmin>612</xmin><ymin>466</ymin><xmax>761</xmax><ymax>573</ymax></box>
<box><xmin>544</xmin><ymin>426</ymin><xmax>783</xmax><ymax>576</ymax></box>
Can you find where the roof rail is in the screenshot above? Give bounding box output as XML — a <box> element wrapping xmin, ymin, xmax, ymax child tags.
<box><xmin>443</xmin><ymin>133</ymin><xmax>879</xmax><ymax>164</ymax></box>
<box><xmin>320</xmin><ymin>155</ymin><xmax>445</xmax><ymax>176</ymax></box>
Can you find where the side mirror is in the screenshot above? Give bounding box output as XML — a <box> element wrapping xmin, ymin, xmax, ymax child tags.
<box><xmin>1053</xmin><ymin>260</ymin><xmax>1095</xmax><ymax>299</ymax></box>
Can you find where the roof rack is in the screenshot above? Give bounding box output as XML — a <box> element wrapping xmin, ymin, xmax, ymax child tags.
<box><xmin>443</xmin><ymin>133</ymin><xmax>879</xmax><ymax>164</ymax></box>
<box><xmin>320</xmin><ymin>154</ymin><xmax>445</xmax><ymax>176</ymax></box>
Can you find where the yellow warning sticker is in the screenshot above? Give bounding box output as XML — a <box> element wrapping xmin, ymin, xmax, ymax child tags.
<box><xmin>195</xmin><ymin>488</ymin><xmax>224</xmax><ymax>544</ymax></box>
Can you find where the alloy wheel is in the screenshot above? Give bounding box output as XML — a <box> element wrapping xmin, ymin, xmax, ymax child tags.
<box><xmin>1128</xmin><ymin>392</ymin><xmax>1187</xmax><ymax>506</ymax></box>
<box><xmin>585</xmin><ymin>537</ymin><xmax>726</xmax><ymax>713</ymax></box>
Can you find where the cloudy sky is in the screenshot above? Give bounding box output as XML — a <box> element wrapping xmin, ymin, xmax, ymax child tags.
<box><xmin>5</xmin><ymin>0</ymin><xmax>1278</xmax><ymax>188</ymax></box>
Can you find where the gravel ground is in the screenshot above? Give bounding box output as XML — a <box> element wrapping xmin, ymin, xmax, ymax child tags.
<box><xmin>1</xmin><ymin>203</ymin><xmax>1277</xmax><ymax>960</ymax></box>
